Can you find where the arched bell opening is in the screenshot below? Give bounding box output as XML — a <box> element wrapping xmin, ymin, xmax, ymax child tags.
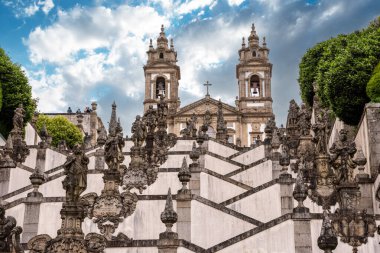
<box><xmin>156</xmin><ymin>77</ymin><xmax>166</xmax><ymax>98</ymax></box>
<box><xmin>250</xmin><ymin>75</ymin><xmax>260</xmax><ymax>97</ymax></box>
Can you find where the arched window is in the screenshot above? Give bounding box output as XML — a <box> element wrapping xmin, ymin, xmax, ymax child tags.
<box><xmin>156</xmin><ymin>77</ymin><xmax>166</xmax><ymax>98</ymax></box>
<box><xmin>159</xmin><ymin>52</ymin><xmax>164</xmax><ymax>59</ymax></box>
<box><xmin>250</xmin><ymin>75</ymin><xmax>260</xmax><ymax>97</ymax></box>
<box><xmin>252</xmin><ymin>50</ymin><xmax>257</xmax><ymax>57</ymax></box>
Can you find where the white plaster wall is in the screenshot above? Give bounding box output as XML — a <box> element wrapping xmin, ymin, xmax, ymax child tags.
<box><xmin>82</xmin><ymin>174</ymin><xmax>104</xmax><ymax>195</ymax></box>
<box><xmin>218</xmin><ymin>220</ymin><xmax>295</xmax><ymax>253</ymax></box>
<box><xmin>88</xmin><ymin>156</ymin><xmax>96</xmax><ymax>170</ymax></box>
<box><xmin>8</xmin><ymin>167</ymin><xmax>32</xmax><ymax>192</ymax></box>
<box><xmin>3</xmin><ymin>189</ymin><xmax>32</xmax><ymax>202</ymax></box>
<box><xmin>177</xmin><ymin>248</ymin><xmax>194</xmax><ymax>253</ymax></box>
<box><xmin>39</xmin><ymin>175</ymin><xmax>65</xmax><ymax>197</ymax></box>
<box><xmin>227</xmin><ymin>184</ymin><xmax>281</xmax><ymax>222</ymax></box>
<box><xmin>355</xmin><ymin>113</ymin><xmax>371</xmax><ymax>175</ymax></box>
<box><xmin>140</xmin><ymin>172</ymin><xmax>182</xmax><ymax>195</ymax></box>
<box><xmin>45</xmin><ymin>149</ymin><xmax>67</xmax><ymax>171</ymax></box>
<box><xmin>5</xmin><ymin>204</ymin><xmax>25</xmax><ymax>238</ymax></box>
<box><xmin>328</xmin><ymin>119</ymin><xmax>344</xmax><ymax>149</ymax></box>
<box><xmin>232</xmin><ymin>145</ymin><xmax>265</xmax><ymax>165</ymax></box>
<box><xmin>231</xmin><ymin>160</ymin><xmax>272</xmax><ymax>188</ymax></box>
<box><xmin>205</xmin><ymin>155</ymin><xmax>240</xmax><ymax>175</ymax></box>
<box><xmin>25</xmin><ymin>123</ymin><xmax>40</xmax><ymax>145</ymax></box>
<box><xmin>200</xmin><ymin>173</ymin><xmax>246</xmax><ymax>203</ymax></box>
<box><xmin>123</xmin><ymin>140</ymin><xmax>133</xmax><ymax>152</ymax></box>
<box><xmin>0</xmin><ymin>133</ymin><xmax>5</xmax><ymax>145</ymax></box>
<box><xmin>105</xmin><ymin>248</ymin><xmax>158</xmax><ymax>253</ymax></box>
<box><xmin>38</xmin><ymin>202</ymin><xmax>62</xmax><ymax>237</ymax></box>
<box><xmin>161</xmin><ymin>155</ymin><xmax>191</xmax><ymax>168</ymax></box>
<box><xmin>23</xmin><ymin>148</ymin><xmax>37</xmax><ymax>169</ymax></box>
<box><xmin>170</xmin><ymin>140</ymin><xmax>196</xmax><ymax>152</ymax></box>
<box><xmin>113</xmin><ymin>200</ymin><xmax>172</xmax><ymax>240</ymax></box>
<box><xmin>373</xmin><ymin>175</ymin><xmax>380</xmax><ymax>215</ymax></box>
<box><xmin>191</xmin><ymin>200</ymin><xmax>255</xmax><ymax>248</ymax></box>
<box><xmin>310</xmin><ymin>220</ymin><xmax>380</xmax><ymax>253</ymax></box>
<box><xmin>208</xmin><ymin>140</ymin><xmax>238</xmax><ymax>157</ymax></box>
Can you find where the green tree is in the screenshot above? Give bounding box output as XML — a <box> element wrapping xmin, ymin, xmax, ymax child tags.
<box><xmin>36</xmin><ymin>115</ymin><xmax>83</xmax><ymax>148</ymax></box>
<box><xmin>0</xmin><ymin>48</ymin><xmax>36</xmax><ymax>137</ymax></box>
<box><xmin>298</xmin><ymin>17</ymin><xmax>380</xmax><ymax>125</ymax></box>
<box><xmin>298</xmin><ymin>40</ymin><xmax>329</xmax><ymax>106</ymax></box>
<box><xmin>367</xmin><ymin>62</ymin><xmax>380</xmax><ymax>103</ymax></box>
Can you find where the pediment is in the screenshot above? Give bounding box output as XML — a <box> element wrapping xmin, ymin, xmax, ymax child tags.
<box><xmin>175</xmin><ymin>97</ymin><xmax>240</xmax><ymax>117</ymax></box>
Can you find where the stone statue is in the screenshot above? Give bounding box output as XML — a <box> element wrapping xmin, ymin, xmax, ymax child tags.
<box><xmin>12</xmin><ymin>104</ymin><xmax>25</xmax><ymax>131</ymax></box>
<box><xmin>0</xmin><ymin>205</ymin><xmax>24</xmax><ymax>253</ymax></box>
<box><xmin>144</xmin><ymin>105</ymin><xmax>157</xmax><ymax>133</ymax></box>
<box><xmin>297</xmin><ymin>104</ymin><xmax>311</xmax><ymax>136</ymax></box>
<box><xmin>329</xmin><ymin>129</ymin><xmax>357</xmax><ymax>184</ymax></box>
<box><xmin>131</xmin><ymin>115</ymin><xmax>147</xmax><ymax>147</ymax></box>
<box><xmin>62</xmin><ymin>145</ymin><xmax>89</xmax><ymax>202</ymax></box>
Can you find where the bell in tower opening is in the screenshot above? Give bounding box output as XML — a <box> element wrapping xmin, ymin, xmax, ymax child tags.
<box><xmin>156</xmin><ymin>77</ymin><xmax>166</xmax><ymax>98</ymax></box>
<box><xmin>250</xmin><ymin>75</ymin><xmax>260</xmax><ymax>97</ymax></box>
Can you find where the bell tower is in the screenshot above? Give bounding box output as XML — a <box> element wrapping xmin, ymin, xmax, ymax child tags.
<box><xmin>236</xmin><ymin>24</ymin><xmax>274</xmax><ymax>145</ymax></box>
<box><xmin>143</xmin><ymin>25</ymin><xmax>181</xmax><ymax>114</ymax></box>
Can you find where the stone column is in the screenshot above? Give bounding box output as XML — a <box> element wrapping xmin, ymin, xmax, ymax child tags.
<box><xmin>293</xmin><ymin>218</ymin><xmax>312</xmax><ymax>253</ymax></box>
<box><xmin>177</xmin><ymin>153</ymin><xmax>195</xmax><ymax>242</ymax></box>
<box><xmin>279</xmin><ymin>178</ymin><xmax>294</xmax><ymax>215</ymax></box>
<box><xmin>22</xmin><ymin>197</ymin><xmax>43</xmax><ymax>243</ymax></box>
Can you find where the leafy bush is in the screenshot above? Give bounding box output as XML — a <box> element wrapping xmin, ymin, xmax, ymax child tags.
<box><xmin>36</xmin><ymin>115</ymin><xmax>83</xmax><ymax>148</ymax></box>
<box><xmin>367</xmin><ymin>62</ymin><xmax>380</xmax><ymax>102</ymax></box>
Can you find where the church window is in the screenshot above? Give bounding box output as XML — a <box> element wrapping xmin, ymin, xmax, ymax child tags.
<box><xmin>159</xmin><ymin>52</ymin><xmax>164</xmax><ymax>59</ymax></box>
<box><xmin>252</xmin><ymin>50</ymin><xmax>257</xmax><ymax>57</ymax></box>
<box><xmin>250</xmin><ymin>75</ymin><xmax>260</xmax><ymax>97</ymax></box>
<box><xmin>156</xmin><ymin>77</ymin><xmax>166</xmax><ymax>98</ymax></box>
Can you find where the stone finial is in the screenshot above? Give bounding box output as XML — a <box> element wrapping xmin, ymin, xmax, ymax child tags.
<box><xmin>318</xmin><ymin>211</ymin><xmax>338</xmax><ymax>253</ymax></box>
<box><xmin>293</xmin><ymin>168</ymin><xmax>309</xmax><ymax>214</ymax></box>
<box><xmin>67</xmin><ymin>107</ymin><xmax>73</xmax><ymax>113</ymax></box>
<box><xmin>216</xmin><ymin>100</ymin><xmax>228</xmax><ymax>144</ymax></box>
<box><xmin>161</xmin><ymin>188</ymin><xmax>177</xmax><ymax>232</ymax></box>
<box><xmin>242</xmin><ymin>37</ymin><xmax>246</xmax><ymax>48</ymax></box>
<box><xmin>178</xmin><ymin>157</ymin><xmax>191</xmax><ymax>194</ymax></box>
<box><xmin>189</xmin><ymin>142</ymin><xmax>200</xmax><ymax>162</ymax></box>
<box><xmin>149</xmin><ymin>38</ymin><xmax>153</xmax><ymax>49</ymax></box>
<box><xmin>263</xmin><ymin>36</ymin><xmax>267</xmax><ymax>47</ymax></box>
<box><xmin>157</xmin><ymin>24</ymin><xmax>168</xmax><ymax>48</ymax></box>
<box><xmin>271</xmin><ymin>128</ymin><xmax>281</xmax><ymax>150</ymax></box>
<box><xmin>109</xmin><ymin>102</ymin><xmax>118</xmax><ymax>135</ymax></box>
<box><xmin>170</xmin><ymin>38</ymin><xmax>174</xmax><ymax>49</ymax></box>
<box><xmin>353</xmin><ymin>147</ymin><xmax>368</xmax><ymax>179</ymax></box>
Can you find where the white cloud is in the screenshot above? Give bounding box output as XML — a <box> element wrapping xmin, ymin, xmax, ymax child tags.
<box><xmin>176</xmin><ymin>17</ymin><xmax>248</xmax><ymax>97</ymax></box>
<box><xmin>39</xmin><ymin>0</ymin><xmax>54</xmax><ymax>14</ymax></box>
<box><xmin>26</xmin><ymin>5</ymin><xmax>168</xmax><ymax>64</ymax></box>
<box><xmin>227</xmin><ymin>0</ymin><xmax>245</xmax><ymax>6</ymax></box>
<box><xmin>177</xmin><ymin>0</ymin><xmax>216</xmax><ymax>14</ymax></box>
<box><xmin>25</xmin><ymin>4</ymin><xmax>168</xmax><ymax>115</ymax></box>
<box><xmin>24</xmin><ymin>3</ymin><xmax>39</xmax><ymax>17</ymax></box>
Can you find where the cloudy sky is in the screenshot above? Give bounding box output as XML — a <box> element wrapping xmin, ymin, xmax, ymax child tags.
<box><xmin>1</xmin><ymin>0</ymin><xmax>379</xmax><ymax>134</ymax></box>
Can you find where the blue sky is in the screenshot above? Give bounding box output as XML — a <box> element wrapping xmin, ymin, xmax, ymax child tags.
<box><xmin>1</xmin><ymin>0</ymin><xmax>380</xmax><ymax>134</ymax></box>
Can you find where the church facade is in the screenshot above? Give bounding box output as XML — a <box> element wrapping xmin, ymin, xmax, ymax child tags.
<box><xmin>143</xmin><ymin>25</ymin><xmax>274</xmax><ymax>147</ymax></box>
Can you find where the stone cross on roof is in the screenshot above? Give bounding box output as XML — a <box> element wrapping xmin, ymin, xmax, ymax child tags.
<box><xmin>204</xmin><ymin>80</ymin><xmax>212</xmax><ymax>97</ymax></box>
